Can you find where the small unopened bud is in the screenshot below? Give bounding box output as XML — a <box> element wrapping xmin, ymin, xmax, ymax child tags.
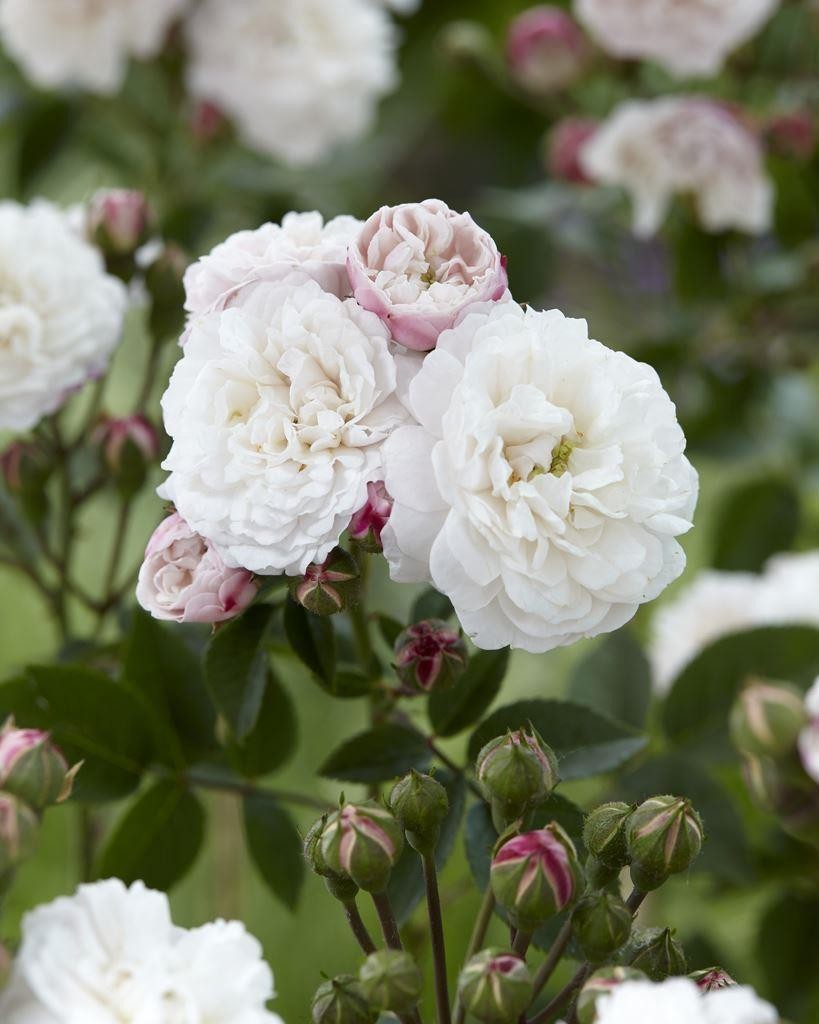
<box><xmin>93</xmin><ymin>415</ymin><xmax>160</xmax><ymax>498</ymax></box>
<box><xmin>628</xmin><ymin>928</ymin><xmax>687</xmax><ymax>981</ymax></box>
<box><xmin>583</xmin><ymin>801</ymin><xmax>632</xmax><ymax>870</ymax></box>
<box><xmin>765</xmin><ymin>111</ymin><xmax>816</xmax><ymax>160</ymax></box>
<box><xmin>290</xmin><ymin>548</ymin><xmax>361</xmax><ymax>616</ymax></box>
<box><xmin>626</xmin><ymin>796</ymin><xmax>704</xmax><ymax>892</ymax></box>
<box><xmin>506</xmin><ymin>6</ymin><xmax>589</xmax><ymax>94</ymax></box>
<box><xmin>572</xmin><ymin>892</ymin><xmax>632</xmax><ymax>963</ymax></box>
<box><xmin>439</xmin><ymin>20</ymin><xmax>494</xmax><ymax>66</ymax></box>
<box><xmin>0</xmin><ymin>721</ymin><xmax>78</xmax><ymax>810</ymax></box>
<box><xmin>312</xmin><ymin>975</ymin><xmax>375</xmax><ymax>1024</ymax></box>
<box><xmin>576</xmin><ymin>967</ymin><xmax>647</xmax><ymax>1024</ymax></box>
<box><xmin>320</xmin><ymin>801</ymin><xmax>404</xmax><ymax>893</ymax></box>
<box><xmin>388</xmin><ymin>770</ymin><xmax>449</xmax><ymax>855</ymax></box>
<box><xmin>730</xmin><ymin>680</ymin><xmax>807</xmax><ymax>760</ymax></box>
<box><xmin>190</xmin><ymin>100</ymin><xmax>229</xmax><ymax>144</ymax></box>
<box><xmin>359</xmin><ymin>950</ymin><xmax>422</xmax><ymax>1014</ymax></box>
<box><xmin>490</xmin><ymin>824</ymin><xmax>582</xmax><ymax>932</ymax></box>
<box><xmin>303</xmin><ymin>815</ymin><xmax>359</xmax><ymax>902</ymax></box>
<box><xmin>0</xmin><ymin>793</ymin><xmax>39</xmax><ymax>874</ymax></box>
<box><xmin>0</xmin><ymin>441</ymin><xmax>51</xmax><ymax>523</ymax></box>
<box><xmin>743</xmin><ymin>755</ymin><xmax>819</xmax><ymax>848</ymax></box>
<box><xmin>476</xmin><ymin>727</ymin><xmax>559</xmax><ymax>833</ymax></box>
<box><xmin>457</xmin><ymin>950</ymin><xmax>533</xmax><ymax>1024</ymax></box>
<box><xmin>547</xmin><ymin>118</ymin><xmax>598</xmax><ymax>184</ymax></box>
<box><xmin>691</xmin><ymin>967</ymin><xmax>736</xmax><ymax>992</ymax></box>
<box><xmin>348</xmin><ymin>482</ymin><xmax>392</xmax><ymax>553</ymax></box>
<box><xmin>88</xmin><ymin>189</ymin><xmax>153</xmax><ymax>259</ymax></box>
<box><xmin>394</xmin><ymin>619</ymin><xmax>467</xmax><ymax>694</ymax></box>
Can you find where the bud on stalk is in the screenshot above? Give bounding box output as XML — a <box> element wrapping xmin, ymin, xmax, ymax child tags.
<box><xmin>0</xmin><ymin>721</ymin><xmax>78</xmax><ymax>810</ymax></box>
<box><xmin>576</xmin><ymin>967</ymin><xmax>647</xmax><ymax>1024</ymax></box>
<box><xmin>348</xmin><ymin>482</ymin><xmax>392</xmax><ymax>554</ymax></box>
<box><xmin>628</xmin><ymin>928</ymin><xmax>687</xmax><ymax>981</ymax></box>
<box><xmin>303</xmin><ymin>815</ymin><xmax>359</xmax><ymax>902</ymax></box>
<box><xmin>88</xmin><ymin>189</ymin><xmax>153</xmax><ymax>260</ymax></box>
<box><xmin>730</xmin><ymin>680</ymin><xmax>807</xmax><ymax>759</ymax></box>
<box><xmin>290</xmin><ymin>548</ymin><xmax>361</xmax><ymax>617</ymax></box>
<box><xmin>743</xmin><ymin>754</ymin><xmax>819</xmax><ymax>848</ymax></box>
<box><xmin>477</xmin><ymin>727</ymin><xmax>559</xmax><ymax>833</ymax></box>
<box><xmin>547</xmin><ymin>118</ymin><xmax>598</xmax><ymax>184</ymax></box>
<box><xmin>358</xmin><ymin>950</ymin><xmax>422</xmax><ymax>1014</ymax></box>
<box><xmin>92</xmin><ymin>415</ymin><xmax>160</xmax><ymax>498</ymax></box>
<box><xmin>572</xmin><ymin>892</ymin><xmax>632</xmax><ymax>963</ymax></box>
<box><xmin>394</xmin><ymin>619</ymin><xmax>467</xmax><ymax>693</ymax></box>
<box><xmin>0</xmin><ymin>793</ymin><xmax>39</xmax><ymax>874</ymax></box>
<box><xmin>583</xmin><ymin>801</ymin><xmax>631</xmax><ymax>870</ymax></box>
<box><xmin>0</xmin><ymin>441</ymin><xmax>51</xmax><ymax>524</ymax></box>
<box><xmin>690</xmin><ymin>966</ymin><xmax>736</xmax><ymax>992</ymax></box>
<box><xmin>490</xmin><ymin>823</ymin><xmax>582</xmax><ymax>931</ymax></box>
<box><xmin>312</xmin><ymin>975</ymin><xmax>375</xmax><ymax>1024</ymax></box>
<box><xmin>505</xmin><ymin>6</ymin><xmax>589</xmax><ymax>94</ymax></box>
<box><xmin>456</xmin><ymin>950</ymin><xmax>533</xmax><ymax>1024</ymax></box>
<box><xmin>389</xmin><ymin>770</ymin><xmax>449</xmax><ymax>855</ymax></box>
<box><xmin>320</xmin><ymin>802</ymin><xmax>404</xmax><ymax>893</ymax></box>
<box><xmin>626</xmin><ymin>795</ymin><xmax>703</xmax><ymax>892</ymax></box>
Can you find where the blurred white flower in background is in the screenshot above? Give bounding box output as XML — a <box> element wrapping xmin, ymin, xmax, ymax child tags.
<box><xmin>0</xmin><ymin>200</ymin><xmax>126</xmax><ymax>433</ymax></box>
<box><xmin>798</xmin><ymin>677</ymin><xmax>819</xmax><ymax>785</ymax></box>
<box><xmin>594</xmin><ymin>976</ymin><xmax>778</xmax><ymax>1024</ymax></box>
<box><xmin>580</xmin><ymin>97</ymin><xmax>774</xmax><ymax>237</ymax></box>
<box><xmin>0</xmin><ymin>0</ymin><xmax>188</xmax><ymax>94</ymax></box>
<box><xmin>382</xmin><ymin>301</ymin><xmax>698</xmax><ymax>652</ymax></box>
<box><xmin>185</xmin><ymin>0</ymin><xmax>398</xmax><ymax>166</ymax></box>
<box><xmin>574</xmin><ymin>0</ymin><xmax>780</xmax><ymax>78</ymax></box>
<box><xmin>0</xmin><ymin>878</ymin><xmax>281</xmax><ymax>1023</ymax></box>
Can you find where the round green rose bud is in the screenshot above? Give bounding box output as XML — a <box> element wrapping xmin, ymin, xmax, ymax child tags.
<box><xmin>394</xmin><ymin>619</ymin><xmax>468</xmax><ymax>693</ymax></box>
<box><xmin>358</xmin><ymin>950</ymin><xmax>422</xmax><ymax>1014</ymax></box>
<box><xmin>457</xmin><ymin>950</ymin><xmax>533</xmax><ymax>1024</ymax></box>
<box><xmin>304</xmin><ymin>815</ymin><xmax>359</xmax><ymax>902</ymax></box>
<box><xmin>388</xmin><ymin>770</ymin><xmax>449</xmax><ymax>855</ymax></box>
<box><xmin>572</xmin><ymin>892</ymin><xmax>632</xmax><ymax>963</ymax></box>
<box><xmin>476</xmin><ymin>727</ymin><xmax>559</xmax><ymax>833</ymax></box>
<box><xmin>320</xmin><ymin>801</ymin><xmax>404</xmax><ymax>893</ymax></box>
<box><xmin>582</xmin><ymin>802</ymin><xmax>632</xmax><ymax>870</ymax></box>
<box><xmin>628</xmin><ymin>928</ymin><xmax>687</xmax><ymax>981</ymax></box>
<box><xmin>730</xmin><ymin>680</ymin><xmax>807</xmax><ymax>760</ymax></box>
<box><xmin>312</xmin><ymin>975</ymin><xmax>375</xmax><ymax>1024</ymax></box>
<box><xmin>576</xmin><ymin>967</ymin><xmax>647</xmax><ymax>1024</ymax></box>
<box><xmin>626</xmin><ymin>796</ymin><xmax>704</xmax><ymax>891</ymax></box>
<box><xmin>0</xmin><ymin>793</ymin><xmax>39</xmax><ymax>875</ymax></box>
<box><xmin>290</xmin><ymin>547</ymin><xmax>361</xmax><ymax>617</ymax></box>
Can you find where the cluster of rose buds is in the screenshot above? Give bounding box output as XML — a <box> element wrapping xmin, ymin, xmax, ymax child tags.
<box><xmin>312</xmin><ymin>949</ymin><xmax>423</xmax><ymax>1024</ymax></box>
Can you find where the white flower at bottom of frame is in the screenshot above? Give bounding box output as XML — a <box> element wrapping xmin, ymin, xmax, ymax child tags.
<box><xmin>160</xmin><ymin>274</ymin><xmax>409</xmax><ymax>576</ymax></box>
<box><xmin>594</xmin><ymin>977</ymin><xmax>778</xmax><ymax>1024</ymax></box>
<box><xmin>381</xmin><ymin>301</ymin><xmax>698</xmax><ymax>653</ymax></box>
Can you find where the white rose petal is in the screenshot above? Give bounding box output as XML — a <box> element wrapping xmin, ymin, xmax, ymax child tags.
<box><xmin>595</xmin><ymin>978</ymin><xmax>779</xmax><ymax>1024</ymax></box>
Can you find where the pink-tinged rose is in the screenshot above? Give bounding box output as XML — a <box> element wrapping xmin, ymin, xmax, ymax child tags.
<box><xmin>349</xmin><ymin>481</ymin><xmax>393</xmax><ymax>552</ymax></box>
<box><xmin>93</xmin><ymin>415</ymin><xmax>160</xmax><ymax>473</ymax></box>
<box><xmin>87</xmin><ymin>189</ymin><xmax>153</xmax><ymax>256</ymax></box>
<box><xmin>547</xmin><ymin>117</ymin><xmax>598</xmax><ymax>183</ymax></box>
<box><xmin>506</xmin><ymin>6</ymin><xmax>589</xmax><ymax>93</ymax></box>
<box><xmin>765</xmin><ymin>111</ymin><xmax>816</xmax><ymax>160</ymax></box>
<box><xmin>347</xmin><ymin>198</ymin><xmax>509</xmax><ymax>351</ymax></box>
<box><xmin>136</xmin><ymin>512</ymin><xmax>258</xmax><ymax>624</ymax></box>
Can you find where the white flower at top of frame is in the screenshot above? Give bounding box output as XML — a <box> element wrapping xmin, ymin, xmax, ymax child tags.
<box><xmin>0</xmin><ymin>0</ymin><xmax>189</xmax><ymax>94</ymax></box>
<box><xmin>184</xmin><ymin>0</ymin><xmax>397</xmax><ymax>167</ymax></box>
<box><xmin>381</xmin><ymin>300</ymin><xmax>698</xmax><ymax>654</ymax></box>
<box><xmin>580</xmin><ymin>97</ymin><xmax>773</xmax><ymax>237</ymax></box>
<box><xmin>0</xmin><ymin>199</ymin><xmax>127</xmax><ymax>433</ymax></box>
<box><xmin>184</xmin><ymin>211</ymin><xmax>363</xmax><ymax>319</ymax></box>
<box><xmin>573</xmin><ymin>0</ymin><xmax>780</xmax><ymax>79</ymax></box>
<box><xmin>0</xmin><ymin>878</ymin><xmax>281</xmax><ymax>1024</ymax></box>
<box><xmin>159</xmin><ymin>274</ymin><xmax>409</xmax><ymax>576</ymax></box>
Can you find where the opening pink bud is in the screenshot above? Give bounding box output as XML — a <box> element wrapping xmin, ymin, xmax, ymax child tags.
<box><xmin>506</xmin><ymin>6</ymin><xmax>589</xmax><ymax>93</ymax></box>
<box><xmin>349</xmin><ymin>481</ymin><xmax>393</xmax><ymax>552</ymax></box>
<box><xmin>492</xmin><ymin>829</ymin><xmax>575</xmax><ymax>911</ymax></box>
<box><xmin>692</xmin><ymin>967</ymin><xmax>736</xmax><ymax>992</ymax></box>
<box><xmin>0</xmin><ymin>725</ymin><xmax>52</xmax><ymax>775</ymax></box>
<box><xmin>0</xmin><ymin>719</ymin><xmax>75</xmax><ymax>809</ymax></box>
<box><xmin>547</xmin><ymin>118</ymin><xmax>599</xmax><ymax>184</ymax></box>
<box><xmin>88</xmin><ymin>189</ymin><xmax>152</xmax><ymax>256</ymax></box>
<box><xmin>190</xmin><ymin>100</ymin><xmax>229</xmax><ymax>143</ymax></box>
<box><xmin>93</xmin><ymin>415</ymin><xmax>160</xmax><ymax>472</ymax></box>
<box><xmin>765</xmin><ymin>111</ymin><xmax>816</xmax><ymax>160</ymax></box>
<box><xmin>394</xmin><ymin>619</ymin><xmax>467</xmax><ymax>693</ymax></box>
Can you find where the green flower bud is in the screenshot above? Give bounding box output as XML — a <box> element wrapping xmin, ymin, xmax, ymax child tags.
<box><xmin>742</xmin><ymin>755</ymin><xmax>819</xmax><ymax>848</ymax></box>
<box><xmin>584</xmin><ymin>854</ymin><xmax>620</xmax><ymax>889</ymax></box>
<box><xmin>312</xmin><ymin>975</ymin><xmax>375</xmax><ymax>1024</ymax></box>
<box><xmin>476</xmin><ymin>727</ymin><xmax>559</xmax><ymax>833</ymax></box>
<box><xmin>457</xmin><ymin>950</ymin><xmax>533</xmax><ymax>1024</ymax></box>
<box><xmin>0</xmin><ymin>793</ymin><xmax>39</xmax><ymax>875</ymax></box>
<box><xmin>320</xmin><ymin>801</ymin><xmax>404</xmax><ymax>893</ymax></box>
<box><xmin>576</xmin><ymin>967</ymin><xmax>647</xmax><ymax>1024</ymax></box>
<box><xmin>358</xmin><ymin>950</ymin><xmax>422</xmax><ymax>1014</ymax></box>
<box><xmin>388</xmin><ymin>770</ymin><xmax>449</xmax><ymax>854</ymax></box>
<box><xmin>690</xmin><ymin>967</ymin><xmax>736</xmax><ymax>992</ymax></box>
<box><xmin>583</xmin><ymin>802</ymin><xmax>632</xmax><ymax>870</ymax></box>
<box><xmin>0</xmin><ymin>720</ymin><xmax>78</xmax><ymax>810</ymax></box>
<box><xmin>490</xmin><ymin>823</ymin><xmax>583</xmax><ymax>932</ymax></box>
<box><xmin>572</xmin><ymin>892</ymin><xmax>632</xmax><ymax>963</ymax></box>
<box><xmin>303</xmin><ymin>815</ymin><xmax>359</xmax><ymax>902</ymax></box>
<box><xmin>628</xmin><ymin>928</ymin><xmax>687</xmax><ymax>981</ymax></box>
<box><xmin>730</xmin><ymin>680</ymin><xmax>807</xmax><ymax>760</ymax></box>
<box><xmin>290</xmin><ymin>548</ymin><xmax>361</xmax><ymax>617</ymax></box>
<box><xmin>394</xmin><ymin>619</ymin><xmax>467</xmax><ymax>693</ymax></box>
<box><xmin>626</xmin><ymin>796</ymin><xmax>704</xmax><ymax>891</ymax></box>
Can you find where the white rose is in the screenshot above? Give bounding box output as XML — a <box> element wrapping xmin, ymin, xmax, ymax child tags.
<box><xmin>754</xmin><ymin>551</ymin><xmax>819</xmax><ymax>626</ymax></box>
<box><xmin>160</xmin><ymin>274</ymin><xmax>409</xmax><ymax>576</ymax></box>
<box><xmin>574</xmin><ymin>0</ymin><xmax>780</xmax><ymax>79</ymax></box>
<box><xmin>0</xmin><ymin>0</ymin><xmax>188</xmax><ymax>94</ymax></box>
<box><xmin>382</xmin><ymin>301</ymin><xmax>698</xmax><ymax>653</ymax></box>
<box><xmin>595</xmin><ymin>977</ymin><xmax>778</xmax><ymax>1024</ymax></box>
<box><xmin>0</xmin><ymin>200</ymin><xmax>127</xmax><ymax>433</ymax></box>
<box><xmin>0</xmin><ymin>879</ymin><xmax>281</xmax><ymax>1024</ymax></box>
<box><xmin>185</xmin><ymin>0</ymin><xmax>397</xmax><ymax>166</ymax></box>
<box><xmin>580</xmin><ymin>97</ymin><xmax>774</xmax><ymax>237</ymax></box>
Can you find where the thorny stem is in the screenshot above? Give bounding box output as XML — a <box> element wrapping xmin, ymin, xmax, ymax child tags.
<box><xmin>423</xmin><ymin>852</ymin><xmax>451</xmax><ymax>1024</ymax></box>
<box><xmin>343</xmin><ymin>899</ymin><xmax>377</xmax><ymax>955</ymax></box>
<box><xmin>372</xmin><ymin>890</ymin><xmax>403</xmax><ymax>950</ymax></box>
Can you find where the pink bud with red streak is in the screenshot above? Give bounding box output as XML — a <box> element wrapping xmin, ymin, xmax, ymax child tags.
<box><xmin>349</xmin><ymin>481</ymin><xmax>393</xmax><ymax>553</ymax></box>
<box><xmin>394</xmin><ymin>619</ymin><xmax>467</xmax><ymax>693</ymax></box>
<box><xmin>547</xmin><ymin>118</ymin><xmax>599</xmax><ymax>183</ymax></box>
<box><xmin>319</xmin><ymin>801</ymin><xmax>404</xmax><ymax>893</ymax></box>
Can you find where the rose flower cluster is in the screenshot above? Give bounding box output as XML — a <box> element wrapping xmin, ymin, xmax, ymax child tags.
<box><xmin>138</xmin><ymin>199</ymin><xmax>698</xmax><ymax>653</ymax></box>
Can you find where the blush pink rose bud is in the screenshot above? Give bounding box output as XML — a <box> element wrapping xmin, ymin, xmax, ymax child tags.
<box><xmin>547</xmin><ymin>118</ymin><xmax>598</xmax><ymax>184</ymax></box>
<box><xmin>456</xmin><ymin>951</ymin><xmax>533</xmax><ymax>1024</ymax></box>
<box><xmin>626</xmin><ymin>795</ymin><xmax>704</xmax><ymax>892</ymax></box>
<box><xmin>765</xmin><ymin>111</ymin><xmax>816</xmax><ymax>160</ymax></box>
<box><xmin>0</xmin><ymin>793</ymin><xmax>39</xmax><ymax>875</ymax></box>
<box><xmin>0</xmin><ymin>720</ymin><xmax>78</xmax><ymax>810</ymax></box>
<box><xmin>319</xmin><ymin>801</ymin><xmax>404</xmax><ymax>893</ymax></box>
<box><xmin>290</xmin><ymin>547</ymin><xmax>361</xmax><ymax>617</ymax></box>
<box><xmin>88</xmin><ymin>189</ymin><xmax>153</xmax><ymax>258</ymax></box>
<box><xmin>93</xmin><ymin>415</ymin><xmax>160</xmax><ymax>497</ymax></box>
<box><xmin>348</xmin><ymin>481</ymin><xmax>393</xmax><ymax>553</ymax></box>
<box><xmin>490</xmin><ymin>823</ymin><xmax>582</xmax><ymax>932</ymax></box>
<box><xmin>691</xmin><ymin>967</ymin><xmax>736</xmax><ymax>993</ymax></box>
<box><xmin>136</xmin><ymin>512</ymin><xmax>258</xmax><ymax>624</ymax></box>
<box><xmin>347</xmin><ymin>198</ymin><xmax>508</xmax><ymax>351</ymax></box>
<box><xmin>576</xmin><ymin>967</ymin><xmax>648</xmax><ymax>1024</ymax></box>
<box><xmin>476</xmin><ymin>727</ymin><xmax>559</xmax><ymax>833</ymax></box>
<box><xmin>506</xmin><ymin>7</ymin><xmax>589</xmax><ymax>94</ymax></box>
<box><xmin>394</xmin><ymin>619</ymin><xmax>468</xmax><ymax>694</ymax></box>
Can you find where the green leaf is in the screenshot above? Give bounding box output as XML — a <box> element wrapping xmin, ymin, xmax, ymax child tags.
<box><xmin>468</xmin><ymin>699</ymin><xmax>647</xmax><ymax>780</ymax></box>
<box><xmin>319</xmin><ymin>724</ymin><xmax>431</xmax><ymax>783</ymax></box>
<box><xmin>757</xmin><ymin>892</ymin><xmax>819</xmax><ymax>1022</ymax></box>
<box><xmin>96</xmin><ymin>780</ymin><xmax>205</xmax><ymax>890</ymax></box>
<box><xmin>411</xmin><ymin>588</ymin><xmax>454</xmax><ymax>623</ymax></box>
<box><xmin>228</xmin><ymin>669</ymin><xmax>297</xmax><ymax>778</ymax></box>
<box><xmin>0</xmin><ymin>666</ymin><xmax>154</xmax><ymax>802</ymax></box>
<box><xmin>243</xmin><ymin>793</ymin><xmax>304</xmax><ymax>911</ymax></box>
<box><xmin>283</xmin><ymin>599</ymin><xmax>336</xmax><ymax>687</ymax></box>
<box><xmin>711</xmin><ymin>479</ymin><xmax>800</xmax><ymax>572</ymax></box>
<box><xmin>124</xmin><ymin>610</ymin><xmax>216</xmax><ymax>763</ymax></box>
<box><xmin>376</xmin><ymin>614</ymin><xmax>403</xmax><ymax>648</ymax></box>
<box><xmin>662</xmin><ymin>626</ymin><xmax>819</xmax><ymax>750</ymax></box>
<box><xmin>387</xmin><ymin>770</ymin><xmax>466</xmax><ymax>924</ymax></box>
<box><xmin>569</xmin><ymin>629</ymin><xmax>652</xmax><ymax>730</ymax></box>
<box><xmin>205</xmin><ymin>604</ymin><xmax>276</xmax><ymax>739</ymax></box>
<box><xmin>428</xmin><ymin>649</ymin><xmax>509</xmax><ymax>737</ymax></box>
